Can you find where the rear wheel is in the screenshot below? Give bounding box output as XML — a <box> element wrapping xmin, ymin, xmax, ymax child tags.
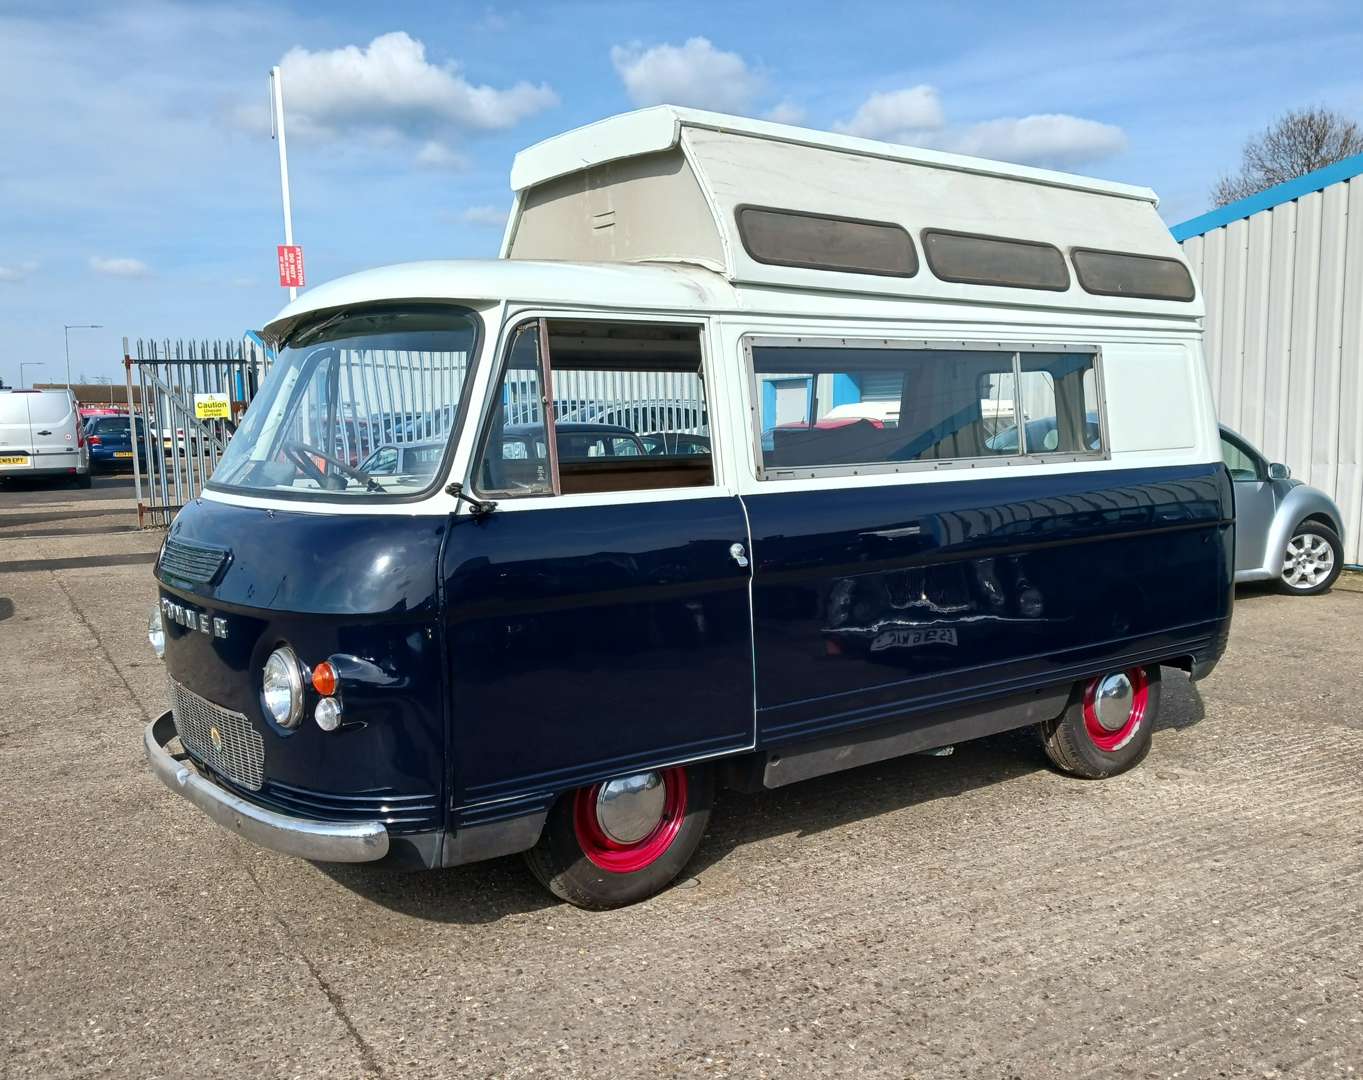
<box><xmin>1040</xmin><ymin>665</ymin><xmax>1159</xmax><ymax>779</ymax></box>
<box><xmin>74</xmin><ymin>472</ymin><xmax>93</xmax><ymax>489</ymax></box>
<box><xmin>1278</xmin><ymin>522</ymin><xmax>1342</xmax><ymax>595</ymax></box>
<box><xmin>524</xmin><ymin>764</ymin><xmax>713</xmax><ymax>909</ymax></box>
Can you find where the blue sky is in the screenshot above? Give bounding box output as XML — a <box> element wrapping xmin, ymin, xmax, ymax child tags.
<box><xmin>2</xmin><ymin>0</ymin><xmax>1361</xmax><ymax>387</ymax></box>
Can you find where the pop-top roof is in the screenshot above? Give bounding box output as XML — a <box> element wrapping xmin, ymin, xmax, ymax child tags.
<box><xmin>502</xmin><ymin>106</ymin><xmax>1197</xmax><ymax>317</ymax></box>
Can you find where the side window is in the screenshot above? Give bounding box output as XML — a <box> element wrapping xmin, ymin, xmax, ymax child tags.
<box><xmin>1221</xmin><ymin>434</ymin><xmax>1262</xmax><ymax>482</ymax></box>
<box><xmin>477</xmin><ymin>324</ymin><xmax>554</xmax><ymax>496</ymax></box>
<box><xmin>365</xmin><ymin>447</ymin><xmax>399</xmax><ymax>475</ymax></box>
<box><xmin>474</xmin><ymin>319</ymin><xmax>714</xmax><ymax>497</ymax></box>
<box><xmin>749</xmin><ymin>342</ymin><xmax>1104</xmax><ymax>477</ymax></box>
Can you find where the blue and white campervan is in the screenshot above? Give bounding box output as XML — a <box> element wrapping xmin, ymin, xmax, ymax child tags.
<box><xmin>145</xmin><ymin>107</ymin><xmax>1233</xmax><ymax>908</ymax></box>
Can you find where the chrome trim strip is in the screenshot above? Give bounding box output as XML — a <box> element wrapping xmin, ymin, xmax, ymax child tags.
<box><xmin>144</xmin><ymin>711</ymin><xmax>389</xmax><ymax>863</ymax></box>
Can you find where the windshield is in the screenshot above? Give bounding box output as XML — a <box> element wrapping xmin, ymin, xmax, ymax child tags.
<box><xmin>210</xmin><ymin>307</ymin><xmax>478</xmax><ymax>498</ymax></box>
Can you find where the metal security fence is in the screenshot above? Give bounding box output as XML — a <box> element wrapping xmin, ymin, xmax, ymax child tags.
<box><xmin>124</xmin><ymin>338</ymin><xmax>270</xmax><ymax>527</ymax></box>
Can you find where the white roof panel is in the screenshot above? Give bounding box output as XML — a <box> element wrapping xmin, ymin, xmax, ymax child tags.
<box><xmin>511</xmin><ymin>105</ymin><xmax>1158</xmax><ymax>204</ymax></box>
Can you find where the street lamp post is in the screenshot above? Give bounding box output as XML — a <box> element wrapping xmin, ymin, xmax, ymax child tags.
<box><xmin>20</xmin><ymin>362</ymin><xmax>44</xmax><ymax>389</ymax></box>
<box><xmin>64</xmin><ymin>324</ymin><xmax>103</xmax><ymax>388</ymax></box>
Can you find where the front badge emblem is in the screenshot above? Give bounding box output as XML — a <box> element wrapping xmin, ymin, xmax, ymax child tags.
<box><xmin>210</xmin><ymin>725</ymin><xmax>223</xmax><ymax>752</ymax></box>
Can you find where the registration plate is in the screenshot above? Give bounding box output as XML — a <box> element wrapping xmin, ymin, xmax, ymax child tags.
<box><xmin>0</xmin><ymin>455</ymin><xmax>28</xmax><ymax>466</ymax></box>
<box><xmin>114</xmin><ymin>451</ymin><xmax>134</xmax><ymax>459</ymax></box>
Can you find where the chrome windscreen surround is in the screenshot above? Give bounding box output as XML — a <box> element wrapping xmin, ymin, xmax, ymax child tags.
<box><xmin>168</xmin><ymin>678</ymin><xmax>265</xmax><ymax>791</ymax></box>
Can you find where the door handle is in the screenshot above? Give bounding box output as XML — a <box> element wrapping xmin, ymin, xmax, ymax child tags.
<box><xmin>37</xmin><ymin>430</ymin><xmax>52</xmax><ymax>436</ymax></box>
<box><xmin>729</xmin><ymin>542</ymin><xmax>750</xmax><ymax>569</ymax></box>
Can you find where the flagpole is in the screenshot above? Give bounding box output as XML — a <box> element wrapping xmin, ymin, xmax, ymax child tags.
<box><xmin>269</xmin><ymin>66</ymin><xmax>297</xmax><ymax>302</ymax></box>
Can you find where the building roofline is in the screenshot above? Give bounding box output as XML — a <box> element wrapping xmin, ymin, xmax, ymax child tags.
<box><xmin>1171</xmin><ymin>152</ymin><xmax>1363</xmax><ymax>241</ymax></box>
<box><xmin>510</xmin><ymin>105</ymin><xmax>1159</xmax><ymax>204</ymax></box>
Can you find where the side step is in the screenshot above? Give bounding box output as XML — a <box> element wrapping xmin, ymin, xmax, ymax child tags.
<box><xmin>759</xmin><ymin>686</ymin><xmax>1070</xmax><ymax>789</ymax></box>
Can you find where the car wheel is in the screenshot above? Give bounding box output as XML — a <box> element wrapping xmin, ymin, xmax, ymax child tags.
<box><xmin>1040</xmin><ymin>665</ymin><xmax>1159</xmax><ymax>779</ymax></box>
<box><xmin>75</xmin><ymin>472</ymin><xmax>93</xmax><ymax>489</ymax></box>
<box><xmin>524</xmin><ymin>764</ymin><xmax>713</xmax><ymax>909</ymax></box>
<box><xmin>1278</xmin><ymin>522</ymin><xmax>1343</xmax><ymax>596</ymax></box>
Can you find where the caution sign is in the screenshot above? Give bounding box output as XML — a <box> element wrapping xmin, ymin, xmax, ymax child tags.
<box><xmin>194</xmin><ymin>393</ymin><xmax>230</xmax><ymax>420</ymax></box>
<box><xmin>277</xmin><ymin>244</ymin><xmax>304</xmax><ymax>288</ymax></box>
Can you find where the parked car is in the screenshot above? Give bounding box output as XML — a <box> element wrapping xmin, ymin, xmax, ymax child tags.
<box><xmin>358</xmin><ymin>439</ymin><xmax>446</xmax><ymax>482</ymax></box>
<box><xmin>85</xmin><ymin>415</ymin><xmax>149</xmax><ymax>471</ymax></box>
<box><xmin>640</xmin><ymin>432</ymin><xmax>711</xmax><ymax>455</ymax></box>
<box><xmin>1221</xmin><ymin>426</ymin><xmax>1346</xmax><ymax>595</ymax></box>
<box><xmin>0</xmin><ymin>388</ymin><xmax>91</xmax><ymax>487</ymax></box>
<box><xmin>501</xmin><ymin>421</ymin><xmax>648</xmax><ymax>461</ymax></box>
<box><xmin>986</xmin><ymin>412</ymin><xmax>1103</xmax><ymax>453</ymax></box>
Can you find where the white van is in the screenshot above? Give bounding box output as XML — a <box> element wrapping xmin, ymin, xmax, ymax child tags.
<box><xmin>0</xmin><ymin>388</ymin><xmax>92</xmax><ymax>487</ymax></box>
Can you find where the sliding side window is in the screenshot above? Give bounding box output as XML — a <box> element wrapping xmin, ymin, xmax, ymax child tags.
<box><xmin>749</xmin><ymin>340</ymin><xmax>1104</xmax><ymax>478</ymax></box>
<box><xmin>475</xmin><ymin>320</ymin><xmax>713</xmax><ymax>498</ymax></box>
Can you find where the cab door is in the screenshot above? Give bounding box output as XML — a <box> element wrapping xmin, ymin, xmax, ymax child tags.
<box><xmin>441</xmin><ymin>316</ymin><xmax>754</xmax><ymax>818</ymax></box>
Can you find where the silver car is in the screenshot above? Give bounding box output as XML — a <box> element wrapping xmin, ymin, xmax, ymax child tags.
<box><xmin>1221</xmin><ymin>426</ymin><xmax>1346</xmax><ymax>595</ymax></box>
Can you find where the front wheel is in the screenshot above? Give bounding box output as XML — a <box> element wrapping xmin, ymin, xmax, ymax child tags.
<box><xmin>1040</xmin><ymin>665</ymin><xmax>1160</xmax><ymax>779</ymax></box>
<box><xmin>524</xmin><ymin>764</ymin><xmax>713</xmax><ymax>909</ymax></box>
<box><xmin>1278</xmin><ymin>522</ymin><xmax>1342</xmax><ymax>595</ymax></box>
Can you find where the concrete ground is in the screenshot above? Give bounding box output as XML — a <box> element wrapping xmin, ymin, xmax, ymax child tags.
<box><xmin>2</xmin><ymin>476</ymin><xmax>1362</xmax><ymax>1079</ymax></box>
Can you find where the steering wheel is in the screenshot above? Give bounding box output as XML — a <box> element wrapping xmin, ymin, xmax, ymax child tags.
<box><xmin>282</xmin><ymin>441</ymin><xmax>383</xmax><ymax>492</ymax></box>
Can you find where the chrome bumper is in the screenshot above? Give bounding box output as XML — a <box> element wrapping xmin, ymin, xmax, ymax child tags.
<box><xmin>144</xmin><ymin>711</ymin><xmax>390</xmax><ymax>863</ymax></box>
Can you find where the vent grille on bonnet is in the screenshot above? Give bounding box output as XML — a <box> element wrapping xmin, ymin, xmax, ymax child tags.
<box><xmin>159</xmin><ymin>536</ymin><xmax>229</xmax><ymax>585</ymax></box>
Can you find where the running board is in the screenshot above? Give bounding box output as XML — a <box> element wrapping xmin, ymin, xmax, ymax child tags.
<box><xmin>760</xmin><ymin>686</ymin><xmax>1070</xmax><ymax>789</ymax></box>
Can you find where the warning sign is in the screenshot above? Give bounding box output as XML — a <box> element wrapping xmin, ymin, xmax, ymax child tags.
<box><xmin>277</xmin><ymin>244</ymin><xmax>304</xmax><ymax>288</ymax></box>
<box><xmin>194</xmin><ymin>393</ymin><xmax>230</xmax><ymax>420</ymax></box>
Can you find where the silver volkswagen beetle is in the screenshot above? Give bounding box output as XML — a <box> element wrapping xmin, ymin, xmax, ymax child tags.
<box><xmin>1221</xmin><ymin>426</ymin><xmax>1347</xmax><ymax>595</ymax></box>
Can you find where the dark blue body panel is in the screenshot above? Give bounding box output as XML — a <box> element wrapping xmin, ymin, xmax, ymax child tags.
<box><xmin>157</xmin><ymin>498</ymin><xmax>450</xmax><ymax>837</ymax></box>
<box><xmin>743</xmin><ymin>463</ymin><xmax>1233</xmax><ymax>744</ymax></box>
<box><xmin>156</xmin><ymin>461</ymin><xmax>1233</xmax><ymax>867</ymax></box>
<box><xmin>441</xmin><ymin>497</ymin><xmax>755</xmax><ymax>826</ymax></box>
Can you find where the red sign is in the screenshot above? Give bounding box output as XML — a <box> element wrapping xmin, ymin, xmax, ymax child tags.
<box><xmin>277</xmin><ymin>245</ymin><xmax>304</xmax><ymax>288</ymax></box>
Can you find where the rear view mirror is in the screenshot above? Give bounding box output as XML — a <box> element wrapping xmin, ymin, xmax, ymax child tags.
<box><xmin>1268</xmin><ymin>462</ymin><xmax>1290</xmax><ymax>480</ymax></box>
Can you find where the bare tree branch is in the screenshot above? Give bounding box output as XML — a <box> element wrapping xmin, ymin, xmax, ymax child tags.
<box><xmin>1211</xmin><ymin>107</ymin><xmax>1363</xmax><ymax>207</ymax></box>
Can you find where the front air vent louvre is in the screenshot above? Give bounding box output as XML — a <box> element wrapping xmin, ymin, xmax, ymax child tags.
<box><xmin>159</xmin><ymin>537</ymin><xmax>230</xmax><ymax>585</ymax></box>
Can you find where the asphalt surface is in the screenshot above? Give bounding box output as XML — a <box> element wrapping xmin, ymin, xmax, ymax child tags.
<box><xmin>3</xmin><ymin>478</ymin><xmax>1362</xmax><ymax>1079</ymax></box>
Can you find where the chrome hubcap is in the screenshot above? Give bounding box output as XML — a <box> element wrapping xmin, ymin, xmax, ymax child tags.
<box><xmin>1092</xmin><ymin>672</ymin><xmax>1134</xmax><ymax>732</ymax></box>
<box><xmin>1282</xmin><ymin>533</ymin><xmax>1334</xmax><ymax>589</ymax></box>
<box><xmin>595</xmin><ymin>771</ymin><xmax>666</xmax><ymax>844</ymax></box>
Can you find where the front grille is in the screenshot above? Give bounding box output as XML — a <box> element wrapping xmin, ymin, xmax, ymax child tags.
<box><xmin>169</xmin><ymin>678</ymin><xmax>265</xmax><ymax>791</ymax></box>
<box><xmin>159</xmin><ymin>537</ymin><xmax>229</xmax><ymax>585</ymax></box>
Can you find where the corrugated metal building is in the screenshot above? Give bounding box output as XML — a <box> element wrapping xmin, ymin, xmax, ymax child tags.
<box><xmin>1173</xmin><ymin>154</ymin><xmax>1363</xmax><ymax>565</ymax></box>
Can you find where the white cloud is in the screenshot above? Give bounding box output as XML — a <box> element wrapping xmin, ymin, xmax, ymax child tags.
<box><xmin>833</xmin><ymin>85</ymin><xmax>1125</xmax><ymax>168</ymax></box>
<box><xmin>944</xmin><ymin>114</ymin><xmax>1128</xmax><ymax>167</ymax></box>
<box><xmin>835</xmin><ymin>86</ymin><xmax>945</xmax><ymax>142</ymax></box>
<box><xmin>764</xmin><ymin>101</ymin><xmax>807</xmax><ymax>126</ymax></box>
<box><xmin>279</xmin><ymin>32</ymin><xmax>557</xmax><ymax>137</ymax></box>
<box><xmin>462</xmin><ymin>204</ymin><xmax>509</xmax><ymax>227</ymax></box>
<box><xmin>0</xmin><ymin>260</ymin><xmax>38</xmax><ymax>283</ymax></box>
<box><xmin>610</xmin><ymin>37</ymin><xmax>762</xmax><ymax>113</ymax></box>
<box><xmin>89</xmin><ymin>255</ymin><xmax>149</xmax><ymax>277</ymax></box>
<box><xmin>414</xmin><ymin>140</ymin><xmax>467</xmax><ymax>170</ymax></box>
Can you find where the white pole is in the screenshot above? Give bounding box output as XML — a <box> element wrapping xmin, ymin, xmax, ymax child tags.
<box><xmin>270</xmin><ymin>66</ymin><xmax>297</xmax><ymax>302</ymax></box>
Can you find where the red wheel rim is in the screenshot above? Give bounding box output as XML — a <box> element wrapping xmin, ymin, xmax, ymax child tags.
<box><xmin>573</xmin><ymin>767</ymin><xmax>688</xmax><ymax>873</ymax></box>
<box><xmin>1083</xmin><ymin>667</ymin><xmax>1149</xmax><ymax>752</ymax></box>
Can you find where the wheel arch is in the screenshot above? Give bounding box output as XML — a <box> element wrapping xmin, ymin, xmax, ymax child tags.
<box><xmin>1263</xmin><ymin>487</ymin><xmax>1346</xmax><ymax>576</ymax></box>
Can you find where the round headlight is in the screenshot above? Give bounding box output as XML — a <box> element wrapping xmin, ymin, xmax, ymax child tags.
<box><xmin>262</xmin><ymin>646</ymin><xmax>305</xmax><ymax>728</ymax></box>
<box><xmin>148</xmin><ymin>606</ymin><xmax>165</xmax><ymax>659</ymax></box>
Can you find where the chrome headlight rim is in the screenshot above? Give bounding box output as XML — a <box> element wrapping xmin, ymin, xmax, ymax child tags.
<box><xmin>148</xmin><ymin>605</ymin><xmax>165</xmax><ymax>660</ymax></box>
<box><xmin>261</xmin><ymin>645</ymin><xmax>306</xmax><ymax>729</ymax></box>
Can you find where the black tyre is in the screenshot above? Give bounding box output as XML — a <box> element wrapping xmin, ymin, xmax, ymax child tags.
<box><xmin>1277</xmin><ymin>521</ymin><xmax>1343</xmax><ymax>596</ymax></box>
<box><xmin>524</xmin><ymin>764</ymin><xmax>713</xmax><ymax>910</ymax></box>
<box><xmin>1040</xmin><ymin>665</ymin><xmax>1160</xmax><ymax>779</ymax></box>
<box><xmin>75</xmin><ymin>472</ymin><xmax>93</xmax><ymax>489</ymax></box>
